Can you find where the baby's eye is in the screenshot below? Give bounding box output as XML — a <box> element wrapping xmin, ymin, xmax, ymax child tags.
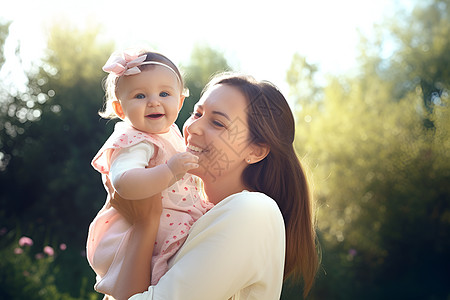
<box><xmin>135</xmin><ymin>93</ymin><xmax>146</xmax><ymax>99</ymax></box>
<box><xmin>160</xmin><ymin>92</ymin><xmax>169</xmax><ymax>97</ymax></box>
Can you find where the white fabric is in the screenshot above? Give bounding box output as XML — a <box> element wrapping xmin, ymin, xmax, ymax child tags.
<box><xmin>109</xmin><ymin>129</ymin><xmax>179</xmax><ymax>187</ymax></box>
<box><xmin>129</xmin><ymin>191</ymin><xmax>286</xmax><ymax>300</ymax></box>
<box><xmin>110</xmin><ymin>142</ymin><xmax>155</xmax><ymax>187</ymax></box>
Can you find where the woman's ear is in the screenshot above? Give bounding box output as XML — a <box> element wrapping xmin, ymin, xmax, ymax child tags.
<box><xmin>112</xmin><ymin>100</ymin><xmax>125</xmax><ymax>119</ymax></box>
<box><xmin>247</xmin><ymin>144</ymin><xmax>270</xmax><ymax>164</ymax></box>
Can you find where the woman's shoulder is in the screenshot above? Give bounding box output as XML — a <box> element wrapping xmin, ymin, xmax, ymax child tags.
<box><xmin>218</xmin><ymin>191</ymin><xmax>284</xmax><ymax>224</ymax></box>
<box><xmin>223</xmin><ymin>190</ymin><xmax>278</xmax><ymax>208</ymax></box>
<box><xmin>188</xmin><ymin>190</ymin><xmax>285</xmax><ymax>248</ymax></box>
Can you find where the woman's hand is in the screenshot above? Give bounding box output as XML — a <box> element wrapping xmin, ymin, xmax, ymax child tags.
<box><xmin>105</xmin><ymin>176</ymin><xmax>162</xmax><ymax>300</ymax></box>
<box><xmin>103</xmin><ymin>175</ymin><xmax>162</xmax><ymax>225</ymax></box>
<box><xmin>110</xmin><ymin>190</ymin><xmax>162</xmax><ymax>225</ymax></box>
<box><xmin>110</xmin><ymin>191</ymin><xmax>162</xmax><ymax>300</ymax></box>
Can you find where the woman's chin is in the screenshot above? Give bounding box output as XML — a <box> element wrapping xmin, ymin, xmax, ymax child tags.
<box><xmin>187</xmin><ymin>163</ymin><xmax>210</xmax><ymax>181</ymax></box>
<box><xmin>187</xmin><ymin>168</ymin><xmax>200</xmax><ymax>177</ymax></box>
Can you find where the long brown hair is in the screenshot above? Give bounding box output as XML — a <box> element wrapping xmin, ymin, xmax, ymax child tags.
<box><xmin>207</xmin><ymin>73</ymin><xmax>319</xmax><ymax>297</ymax></box>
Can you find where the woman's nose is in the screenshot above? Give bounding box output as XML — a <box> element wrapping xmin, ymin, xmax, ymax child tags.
<box><xmin>184</xmin><ymin>116</ymin><xmax>202</xmax><ymax>136</ymax></box>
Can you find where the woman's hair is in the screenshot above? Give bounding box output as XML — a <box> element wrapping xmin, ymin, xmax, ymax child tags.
<box><xmin>99</xmin><ymin>50</ymin><xmax>186</xmax><ymax>119</ymax></box>
<box><xmin>205</xmin><ymin>73</ymin><xmax>319</xmax><ymax>297</ymax></box>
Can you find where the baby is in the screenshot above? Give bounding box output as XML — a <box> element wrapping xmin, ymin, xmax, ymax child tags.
<box><xmin>86</xmin><ymin>49</ymin><xmax>213</xmax><ymax>298</ymax></box>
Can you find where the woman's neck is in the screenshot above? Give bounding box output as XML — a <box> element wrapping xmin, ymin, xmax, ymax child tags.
<box><xmin>203</xmin><ymin>179</ymin><xmax>247</xmax><ymax>205</ymax></box>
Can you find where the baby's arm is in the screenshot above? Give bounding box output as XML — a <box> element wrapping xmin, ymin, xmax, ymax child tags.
<box><xmin>111</xmin><ymin>142</ymin><xmax>198</xmax><ymax>200</ymax></box>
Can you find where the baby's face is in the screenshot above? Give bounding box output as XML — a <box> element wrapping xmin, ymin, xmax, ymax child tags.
<box><xmin>115</xmin><ymin>66</ymin><xmax>183</xmax><ymax>134</ymax></box>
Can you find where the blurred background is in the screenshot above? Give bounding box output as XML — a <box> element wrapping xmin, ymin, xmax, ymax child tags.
<box><xmin>0</xmin><ymin>0</ymin><xmax>449</xmax><ymax>299</ymax></box>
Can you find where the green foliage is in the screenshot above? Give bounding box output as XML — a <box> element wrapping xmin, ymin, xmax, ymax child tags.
<box><xmin>286</xmin><ymin>53</ymin><xmax>321</xmax><ymax>105</ymax></box>
<box><xmin>2</xmin><ymin>0</ymin><xmax>449</xmax><ymax>298</ymax></box>
<box><xmin>0</xmin><ymin>26</ymin><xmax>232</xmax><ymax>298</ymax></box>
<box><xmin>176</xmin><ymin>43</ymin><xmax>231</xmax><ymax>129</ymax></box>
<box><xmin>299</xmin><ymin>77</ymin><xmax>449</xmax><ymax>299</ymax></box>
<box><xmin>0</xmin><ymin>21</ymin><xmax>10</xmax><ymax>67</ymax></box>
<box><xmin>0</xmin><ymin>231</ymin><xmax>98</xmax><ymax>300</ymax></box>
<box><xmin>288</xmin><ymin>0</ymin><xmax>450</xmax><ymax>298</ymax></box>
<box><xmin>1</xmin><ymin>21</ymin><xmax>114</xmax><ymax>238</ymax></box>
<box><xmin>361</xmin><ymin>0</ymin><xmax>450</xmax><ymax>118</ymax></box>
<box><xmin>0</xmin><ymin>21</ymin><xmax>112</xmax><ymax>299</ymax></box>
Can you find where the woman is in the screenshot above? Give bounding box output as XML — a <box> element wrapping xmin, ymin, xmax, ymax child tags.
<box><xmin>111</xmin><ymin>73</ymin><xmax>319</xmax><ymax>300</ymax></box>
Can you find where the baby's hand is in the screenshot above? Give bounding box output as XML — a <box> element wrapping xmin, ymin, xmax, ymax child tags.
<box><xmin>167</xmin><ymin>152</ymin><xmax>199</xmax><ymax>180</ymax></box>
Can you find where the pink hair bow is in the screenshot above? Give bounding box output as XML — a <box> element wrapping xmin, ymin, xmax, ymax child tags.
<box><xmin>102</xmin><ymin>52</ymin><xmax>147</xmax><ymax>76</ymax></box>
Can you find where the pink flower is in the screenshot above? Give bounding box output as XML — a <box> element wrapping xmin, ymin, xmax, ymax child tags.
<box><xmin>35</xmin><ymin>253</ymin><xmax>44</xmax><ymax>259</ymax></box>
<box><xmin>43</xmin><ymin>246</ymin><xmax>54</xmax><ymax>256</ymax></box>
<box><xmin>0</xmin><ymin>227</ymin><xmax>7</xmax><ymax>236</ymax></box>
<box><xmin>59</xmin><ymin>243</ymin><xmax>67</xmax><ymax>251</ymax></box>
<box><xmin>14</xmin><ymin>247</ymin><xmax>23</xmax><ymax>254</ymax></box>
<box><xmin>18</xmin><ymin>236</ymin><xmax>33</xmax><ymax>247</ymax></box>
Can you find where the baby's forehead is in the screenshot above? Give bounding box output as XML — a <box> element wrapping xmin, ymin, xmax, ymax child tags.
<box><xmin>119</xmin><ymin>66</ymin><xmax>180</xmax><ymax>88</ymax></box>
<box><xmin>141</xmin><ymin>65</ymin><xmax>183</xmax><ymax>89</ymax></box>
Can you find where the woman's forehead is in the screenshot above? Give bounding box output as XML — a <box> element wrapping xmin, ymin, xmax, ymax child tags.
<box><xmin>198</xmin><ymin>84</ymin><xmax>248</xmax><ymax>112</ymax></box>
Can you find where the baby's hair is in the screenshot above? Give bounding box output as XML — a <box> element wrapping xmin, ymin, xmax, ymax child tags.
<box><xmin>99</xmin><ymin>50</ymin><xmax>187</xmax><ymax>119</ymax></box>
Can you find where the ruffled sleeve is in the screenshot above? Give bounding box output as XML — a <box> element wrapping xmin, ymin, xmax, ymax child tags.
<box><xmin>92</xmin><ymin>122</ymin><xmax>166</xmax><ymax>174</ymax></box>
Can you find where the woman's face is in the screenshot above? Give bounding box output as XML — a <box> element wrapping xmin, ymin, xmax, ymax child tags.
<box><xmin>183</xmin><ymin>84</ymin><xmax>253</xmax><ymax>185</ymax></box>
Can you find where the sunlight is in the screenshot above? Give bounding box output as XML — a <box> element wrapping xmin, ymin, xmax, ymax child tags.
<box><xmin>1</xmin><ymin>0</ymin><xmax>394</xmax><ymax>92</ymax></box>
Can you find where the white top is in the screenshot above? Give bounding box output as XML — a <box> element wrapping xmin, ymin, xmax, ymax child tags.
<box><xmin>109</xmin><ymin>129</ymin><xmax>178</xmax><ymax>187</ymax></box>
<box><xmin>129</xmin><ymin>190</ymin><xmax>286</xmax><ymax>300</ymax></box>
<box><xmin>110</xmin><ymin>142</ymin><xmax>154</xmax><ymax>186</ymax></box>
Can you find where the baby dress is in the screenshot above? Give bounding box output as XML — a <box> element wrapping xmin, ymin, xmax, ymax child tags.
<box><xmin>86</xmin><ymin>122</ymin><xmax>213</xmax><ymax>296</ymax></box>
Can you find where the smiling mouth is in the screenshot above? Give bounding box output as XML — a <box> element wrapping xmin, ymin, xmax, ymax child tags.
<box><xmin>187</xmin><ymin>144</ymin><xmax>208</xmax><ymax>154</ymax></box>
<box><xmin>146</xmin><ymin>113</ymin><xmax>164</xmax><ymax>119</ymax></box>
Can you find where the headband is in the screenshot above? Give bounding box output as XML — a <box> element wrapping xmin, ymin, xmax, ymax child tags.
<box><xmin>102</xmin><ymin>52</ymin><xmax>181</xmax><ymax>83</ymax></box>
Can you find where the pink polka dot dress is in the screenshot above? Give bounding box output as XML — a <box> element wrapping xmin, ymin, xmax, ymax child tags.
<box><xmin>86</xmin><ymin>122</ymin><xmax>213</xmax><ymax>296</ymax></box>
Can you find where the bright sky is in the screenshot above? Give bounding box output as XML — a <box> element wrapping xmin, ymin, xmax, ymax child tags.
<box><xmin>1</xmin><ymin>0</ymin><xmax>399</xmax><ymax>92</ymax></box>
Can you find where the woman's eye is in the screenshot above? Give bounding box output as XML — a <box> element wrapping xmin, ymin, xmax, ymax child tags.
<box><xmin>160</xmin><ymin>92</ymin><xmax>169</xmax><ymax>97</ymax></box>
<box><xmin>191</xmin><ymin>112</ymin><xmax>202</xmax><ymax>119</ymax></box>
<box><xmin>135</xmin><ymin>93</ymin><xmax>145</xmax><ymax>99</ymax></box>
<box><xmin>212</xmin><ymin>120</ymin><xmax>225</xmax><ymax>128</ymax></box>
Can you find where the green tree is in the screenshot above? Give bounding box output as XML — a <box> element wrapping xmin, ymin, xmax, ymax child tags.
<box><xmin>362</xmin><ymin>0</ymin><xmax>450</xmax><ymax>124</ymax></box>
<box><xmin>176</xmin><ymin>43</ymin><xmax>231</xmax><ymax>129</ymax></box>
<box><xmin>0</xmin><ymin>27</ymin><xmax>235</xmax><ymax>299</ymax></box>
<box><xmin>0</xmin><ymin>21</ymin><xmax>10</xmax><ymax>67</ymax></box>
<box><xmin>286</xmin><ymin>53</ymin><xmax>322</xmax><ymax>106</ymax></box>
<box><xmin>288</xmin><ymin>0</ymin><xmax>450</xmax><ymax>299</ymax></box>
<box><xmin>0</xmin><ymin>22</ymin><xmax>113</xmax><ymax>299</ymax></box>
